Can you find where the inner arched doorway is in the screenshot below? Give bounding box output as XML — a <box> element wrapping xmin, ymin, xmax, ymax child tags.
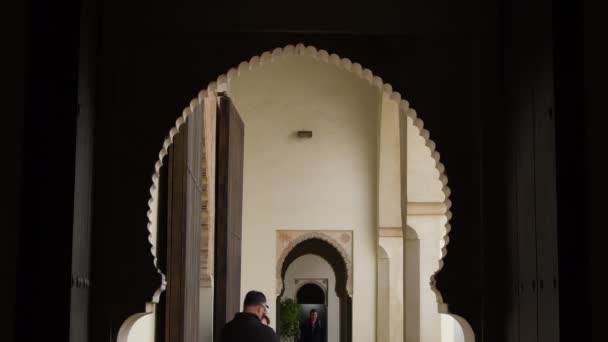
<box><xmin>297</xmin><ymin>283</ymin><xmax>326</xmax><ymax>304</ymax></box>
<box><xmin>297</xmin><ymin>283</ymin><xmax>328</xmax><ymax>342</ymax></box>
<box><xmin>278</xmin><ymin>238</ymin><xmax>351</xmax><ymax>342</ymax></box>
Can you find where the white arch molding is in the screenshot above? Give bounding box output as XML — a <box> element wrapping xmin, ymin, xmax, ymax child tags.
<box><xmin>118</xmin><ymin>44</ymin><xmax>473</xmax><ymax>342</ymax></box>
<box><xmin>276</xmin><ymin>230</ymin><xmax>353</xmax><ymax>297</ymax></box>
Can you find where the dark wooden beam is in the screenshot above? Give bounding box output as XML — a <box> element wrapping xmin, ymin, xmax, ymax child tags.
<box><xmin>165</xmin><ymin>106</ymin><xmax>202</xmax><ymax>342</ymax></box>
<box><xmin>214</xmin><ymin>96</ymin><xmax>244</xmax><ymax>342</ymax></box>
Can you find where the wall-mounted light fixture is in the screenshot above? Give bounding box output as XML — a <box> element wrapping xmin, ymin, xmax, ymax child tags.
<box><xmin>297</xmin><ymin>130</ymin><xmax>313</xmax><ymax>138</ymax></box>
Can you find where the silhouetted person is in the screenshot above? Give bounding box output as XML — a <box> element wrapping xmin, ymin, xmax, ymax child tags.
<box><xmin>299</xmin><ymin>309</ymin><xmax>324</xmax><ymax>342</ymax></box>
<box><xmin>221</xmin><ymin>290</ymin><xmax>279</xmax><ymax>342</ymax></box>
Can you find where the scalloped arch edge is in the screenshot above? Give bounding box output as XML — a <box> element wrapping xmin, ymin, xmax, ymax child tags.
<box><xmin>141</xmin><ymin>43</ymin><xmax>453</xmax><ymax>314</ymax></box>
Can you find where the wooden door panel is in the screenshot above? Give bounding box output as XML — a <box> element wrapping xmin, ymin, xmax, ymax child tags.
<box><xmin>164</xmin><ymin>103</ymin><xmax>203</xmax><ymax>342</ymax></box>
<box><xmin>214</xmin><ymin>95</ymin><xmax>245</xmax><ymax>342</ymax></box>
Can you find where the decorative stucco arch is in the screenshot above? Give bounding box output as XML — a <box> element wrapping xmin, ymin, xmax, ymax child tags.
<box><xmin>119</xmin><ymin>43</ymin><xmax>470</xmax><ymax>342</ymax></box>
<box><xmin>276</xmin><ymin>230</ymin><xmax>353</xmax><ymax>297</ymax></box>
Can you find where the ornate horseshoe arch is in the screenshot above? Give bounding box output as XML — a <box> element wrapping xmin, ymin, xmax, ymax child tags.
<box><xmin>276</xmin><ymin>230</ymin><xmax>354</xmax><ymax>298</ymax></box>
<box><xmin>118</xmin><ymin>43</ymin><xmax>470</xmax><ymax>342</ymax></box>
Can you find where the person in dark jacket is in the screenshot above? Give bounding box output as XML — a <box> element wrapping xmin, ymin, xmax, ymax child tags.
<box><xmin>299</xmin><ymin>309</ymin><xmax>324</xmax><ymax>342</ymax></box>
<box><xmin>221</xmin><ymin>290</ymin><xmax>279</xmax><ymax>342</ymax></box>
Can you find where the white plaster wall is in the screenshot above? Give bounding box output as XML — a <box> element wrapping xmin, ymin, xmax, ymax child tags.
<box><xmin>378</xmin><ymin>95</ymin><xmax>402</xmax><ymax>228</ymax></box>
<box><xmin>408</xmin><ymin>215</ymin><xmax>446</xmax><ymax>342</ymax></box>
<box><xmin>378</xmin><ymin>89</ymin><xmax>445</xmax><ymax>342</ymax></box>
<box><xmin>404</xmin><ymin>236</ymin><xmax>421</xmax><ymax>342</ymax></box>
<box><xmin>229</xmin><ymin>55</ymin><xmax>381</xmax><ymax>342</ymax></box>
<box><xmin>406</xmin><ymin>115</ymin><xmax>444</xmax><ymax>203</ymax></box>
<box><xmin>376</xmin><ymin>246</ymin><xmax>390</xmax><ymax>342</ymax></box>
<box><xmin>199</xmin><ymin>288</ymin><xmax>214</xmax><ymax>342</ymax></box>
<box><xmin>379</xmin><ymin>237</ymin><xmax>404</xmax><ymax>342</ymax></box>
<box><xmin>441</xmin><ymin>314</ymin><xmax>465</xmax><ymax>342</ymax></box>
<box><xmin>282</xmin><ymin>254</ymin><xmax>340</xmax><ymax>342</ymax></box>
<box><xmin>117</xmin><ymin>312</ymin><xmax>155</xmax><ymax>342</ymax></box>
<box><xmin>378</xmin><ymin>94</ymin><xmax>445</xmax><ymax>229</ymax></box>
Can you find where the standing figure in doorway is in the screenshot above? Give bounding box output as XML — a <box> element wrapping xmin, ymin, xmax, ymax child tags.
<box><xmin>299</xmin><ymin>309</ymin><xmax>324</xmax><ymax>342</ymax></box>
